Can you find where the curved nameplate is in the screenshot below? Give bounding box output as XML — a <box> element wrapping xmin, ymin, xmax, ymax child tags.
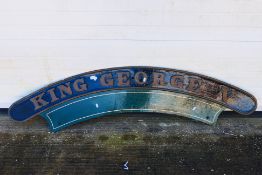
<box><xmin>40</xmin><ymin>89</ymin><xmax>225</xmax><ymax>132</ymax></box>
<box><xmin>8</xmin><ymin>66</ymin><xmax>257</xmax><ymax>131</ymax></box>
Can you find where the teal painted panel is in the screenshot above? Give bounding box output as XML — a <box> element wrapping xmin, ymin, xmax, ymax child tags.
<box><xmin>41</xmin><ymin>89</ymin><xmax>225</xmax><ymax>132</ymax></box>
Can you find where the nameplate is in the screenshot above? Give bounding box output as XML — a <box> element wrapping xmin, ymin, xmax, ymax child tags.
<box><xmin>8</xmin><ymin>67</ymin><xmax>257</xmax><ymax>131</ymax></box>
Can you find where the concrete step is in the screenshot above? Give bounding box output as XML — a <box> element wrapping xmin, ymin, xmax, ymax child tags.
<box><xmin>0</xmin><ymin>110</ymin><xmax>261</xmax><ymax>174</ymax></box>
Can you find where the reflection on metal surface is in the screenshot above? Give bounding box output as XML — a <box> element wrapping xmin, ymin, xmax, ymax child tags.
<box><xmin>8</xmin><ymin>66</ymin><xmax>257</xmax><ymax>132</ymax></box>
<box><xmin>41</xmin><ymin>89</ymin><xmax>225</xmax><ymax>132</ymax></box>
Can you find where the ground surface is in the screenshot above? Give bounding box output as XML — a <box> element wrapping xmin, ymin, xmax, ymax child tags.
<box><xmin>0</xmin><ymin>109</ymin><xmax>262</xmax><ymax>175</ymax></box>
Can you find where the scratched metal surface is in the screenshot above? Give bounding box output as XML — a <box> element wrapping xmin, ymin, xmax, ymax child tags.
<box><xmin>0</xmin><ymin>109</ymin><xmax>262</xmax><ymax>174</ymax></box>
<box><xmin>40</xmin><ymin>89</ymin><xmax>225</xmax><ymax>132</ymax></box>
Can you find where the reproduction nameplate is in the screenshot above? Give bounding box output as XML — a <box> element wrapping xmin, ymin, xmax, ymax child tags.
<box><xmin>8</xmin><ymin>66</ymin><xmax>257</xmax><ymax>132</ymax></box>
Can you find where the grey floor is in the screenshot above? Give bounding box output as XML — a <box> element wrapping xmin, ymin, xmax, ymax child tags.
<box><xmin>0</xmin><ymin>110</ymin><xmax>262</xmax><ymax>174</ymax></box>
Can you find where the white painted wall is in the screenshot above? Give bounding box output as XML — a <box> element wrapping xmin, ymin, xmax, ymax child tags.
<box><xmin>0</xmin><ymin>0</ymin><xmax>261</xmax><ymax>110</ymax></box>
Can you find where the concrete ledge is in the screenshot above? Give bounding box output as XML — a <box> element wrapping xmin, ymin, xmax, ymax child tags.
<box><xmin>0</xmin><ymin>110</ymin><xmax>262</xmax><ymax>174</ymax></box>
